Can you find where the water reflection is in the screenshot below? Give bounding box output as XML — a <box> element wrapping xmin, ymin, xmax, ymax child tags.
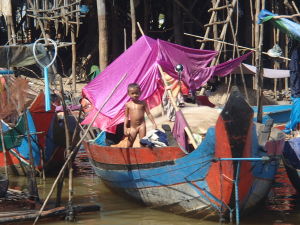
<box><xmin>5</xmin><ymin>152</ymin><xmax>300</xmax><ymax>225</ymax></box>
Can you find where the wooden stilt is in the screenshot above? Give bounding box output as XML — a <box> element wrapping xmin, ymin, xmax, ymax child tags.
<box><xmin>96</xmin><ymin>0</ymin><xmax>108</xmax><ymax>71</ymax></box>
<box><xmin>124</xmin><ymin>28</ymin><xmax>127</xmax><ymax>51</ymax></box>
<box><xmin>33</xmin><ymin>73</ymin><xmax>129</xmax><ymax>225</ymax></box>
<box><xmin>56</xmin><ymin>75</ymin><xmax>71</xmax><ymax>207</ymax></box>
<box><xmin>130</xmin><ymin>0</ymin><xmax>136</xmax><ymax>43</ymax></box>
<box><xmin>71</xmin><ymin>24</ymin><xmax>77</xmax><ymax>93</ymax></box>
<box><xmin>256</xmin><ymin>0</ymin><xmax>265</xmax><ymax>123</ymax></box>
<box><xmin>23</xmin><ymin>111</ymin><xmax>40</xmax><ymax>204</ymax></box>
<box><xmin>0</xmin><ymin>122</ymin><xmax>8</xmax><ymax>178</ymax></box>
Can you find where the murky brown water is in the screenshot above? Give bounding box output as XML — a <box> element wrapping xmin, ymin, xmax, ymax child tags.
<box><xmin>7</xmin><ymin>150</ymin><xmax>300</xmax><ymax>225</ymax></box>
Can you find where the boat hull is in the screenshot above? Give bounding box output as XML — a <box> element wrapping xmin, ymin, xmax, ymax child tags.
<box><xmin>0</xmin><ymin>93</ymin><xmax>67</xmax><ymax>176</ymax></box>
<box><xmin>282</xmin><ymin>137</ymin><xmax>300</xmax><ymax>192</ymax></box>
<box><xmin>84</xmin><ymin>88</ymin><xmax>283</xmax><ymax>220</ymax></box>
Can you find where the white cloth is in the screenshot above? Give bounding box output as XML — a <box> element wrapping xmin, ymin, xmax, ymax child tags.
<box><xmin>0</xmin><ymin>0</ymin><xmax>12</xmax><ymax>16</ymax></box>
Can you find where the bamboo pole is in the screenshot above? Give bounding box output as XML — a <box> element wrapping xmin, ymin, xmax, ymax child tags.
<box><xmin>273</xmin><ymin>13</ymin><xmax>300</xmax><ymax>19</ymax></box>
<box><xmin>256</xmin><ymin>0</ymin><xmax>265</xmax><ymax>123</ymax></box>
<box><xmin>55</xmin><ymin>75</ymin><xmax>71</xmax><ymax>207</ymax></box>
<box><xmin>55</xmin><ymin>74</ymin><xmax>75</xmax><ymax>219</ymax></box>
<box><xmin>212</xmin><ymin>0</ymin><xmax>219</xmax><ymax>50</ymax></box>
<box><xmin>38</xmin><ymin>140</ymin><xmax>45</xmax><ymax>180</ymax></box>
<box><xmin>157</xmin><ymin>65</ymin><xmax>198</xmax><ymax>149</ymax></box>
<box><xmin>124</xmin><ymin>28</ymin><xmax>127</xmax><ymax>51</ymax></box>
<box><xmin>249</xmin><ymin>0</ymin><xmax>255</xmax><ymax>89</ymax></box>
<box><xmin>292</xmin><ymin>1</ymin><xmax>300</xmax><ymax>14</ymax></box>
<box><xmin>184</xmin><ymin>33</ymin><xmax>291</xmax><ymax>61</ymax></box>
<box><xmin>285</xmin><ymin>5</ymin><xmax>289</xmax><ymax>93</ymax></box>
<box><xmin>137</xmin><ymin>22</ymin><xmax>144</xmax><ymax>35</ymax></box>
<box><xmin>201</xmin><ymin>0</ymin><xmax>221</xmax><ymax>50</ymax></box>
<box><xmin>24</xmin><ymin>111</ymin><xmax>40</xmax><ymax>204</ymax></box>
<box><xmin>273</xmin><ymin>28</ymin><xmax>279</xmax><ymax>101</ymax></box>
<box><xmin>71</xmin><ymin>24</ymin><xmax>77</xmax><ymax>93</ymax></box>
<box><xmin>227</xmin><ymin>3</ymin><xmax>249</xmax><ymax>102</ymax></box>
<box><xmin>96</xmin><ymin>0</ymin><xmax>108</xmax><ymax>71</ymax></box>
<box><xmin>0</xmin><ymin>122</ymin><xmax>8</xmax><ymax>178</ymax></box>
<box><xmin>130</xmin><ymin>0</ymin><xmax>136</xmax><ymax>43</ymax></box>
<box><xmin>33</xmin><ymin>73</ymin><xmax>129</xmax><ymax>225</ymax></box>
<box><xmin>210</xmin><ymin>0</ymin><xmax>238</xmax><ymax>66</ymax></box>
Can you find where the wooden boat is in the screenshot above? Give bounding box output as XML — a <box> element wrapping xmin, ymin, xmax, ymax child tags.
<box><xmin>0</xmin><ymin>174</ymin><xmax>8</xmax><ymax>198</ymax></box>
<box><xmin>0</xmin><ymin>92</ymin><xmax>67</xmax><ymax>176</ymax></box>
<box><xmin>252</xmin><ymin>104</ymin><xmax>292</xmax><ymax>124</ymax></box>
<box><xmin>282</xmin><ymin>138</ymin><xmax>300</xmax><ymax>192</ymax></box>
<box><xmin>83</xmin><ymin>89</ymin><xmax>285</xmax><ymax>221</ymax></box>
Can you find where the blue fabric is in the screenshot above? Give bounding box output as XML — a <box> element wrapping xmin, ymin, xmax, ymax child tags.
<box><xmin>290</xmin><ymin>48</ymin><xmax>300</xmax><ymax>98</ymax></box>
<box><xmin>140</xmin><ymin>139</ymin><xmax>155</xmax><ymax>147</ymax></box>
<box><xmin>140</xmin><ymin>130</ymin><xmax>169</xmax><ymax>147</ymax></box>
<box><xmin>258</xmin><ymin>9</ymin><xmax>277</xmax><ymax>24</ymax></box>
<box><xmin>284</xmin><ymin>97</ymin><xmax>300</xmax><ymax>133</ymax></box>
<box><xmin>95</xmin><ymin>131</ymin><xmax>108</xmax><ymax>146</ymax></box>
<box><xmin>16</xmin><ymin>111</ymin><xmax>40</xmax><ymax>166</ymax></box>
<box><xmin>258</xmin><ymin>9</ymin><xmax>300</xmax><ymax>41</ymax></box>
<box><xmin>283</xmin><ymin>138</ymin><xmax>300</xmax><ymax>169</ymax></box>
<box><xmin>155</xmin><ymin>130</ymin><xmax>169</xmax><ymax>145</ymax></box>
<box><xmin>0</xmin><ymin>70</ymin><xmax>14</xmax><ymax>74</ymax></box>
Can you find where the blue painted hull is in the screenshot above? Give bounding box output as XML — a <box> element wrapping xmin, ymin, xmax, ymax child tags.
<box><xmin>84</xmin><ymin>89</ymin><xmax>284</xmax><ymax>220</ymax></box>
<box><xmin>282</xmin><ymin>137</ymin><xmax>300</xmax><ymax>192</ymax></box>
<box><xmin>0</xmin><ymin>92</ymin><xmax>67</xmax><ymax>176</ymax></box>
<box><xmin>252</xmin><ymin>104</ymin><xmax>291</xmax><ymax>124</ymax></box>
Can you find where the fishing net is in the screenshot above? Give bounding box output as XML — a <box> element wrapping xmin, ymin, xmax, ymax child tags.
<box><xmin>0</xmin><ymin>77</ymin><xmax>29</xmax><ymax>151</ymax></box>
<box><xmin>0</xmin><ymin>77</ymin><xmax>29</xmax><ymax>119</ymax></box>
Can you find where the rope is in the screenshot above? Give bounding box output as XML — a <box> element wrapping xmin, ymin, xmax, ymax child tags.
<box><xmin>32</xmin><ymin>38</ymin><xmax>58</xmax><ymax>111</ymax></box>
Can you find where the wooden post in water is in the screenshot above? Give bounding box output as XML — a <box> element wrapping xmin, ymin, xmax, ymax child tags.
<box><xmin>0</xmin><ymin>122</ymin><xmax>8</xmax><ymax>178</ymax></box>
<box><xmin>256</xmin><ymin>0</ymin><xmax>265</xmax><ymax>123</ymax></box>
<box><xmin>71</xmin><ymin>24</ymin><xmax>77</xmax><ymax>93</ymax></box>
<box><xmin>24</xmin><ymin>111</ymin><xmax>40</xmax><ymax>203</ymax></box>
<box><xmin>33</xmin><ymin>73</ymin><xmax>129</xmax><ymax>225</ymax></box>
<box><xmin>56</xmin><ymin>76</ymin><xmax>71</xmax><ymax>208</ymax></box>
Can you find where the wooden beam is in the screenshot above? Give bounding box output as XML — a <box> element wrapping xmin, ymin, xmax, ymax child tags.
<box><xmin>184</xmin><ymin>32</ymin><xmax>291</xmax><ymax>61</ymax></box>
<box><xmin>208</xmin><ymin>4</ymin><xmax>232</xmax><ymax>12</ymax></box>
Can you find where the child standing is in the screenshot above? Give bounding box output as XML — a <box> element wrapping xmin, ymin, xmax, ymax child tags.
<box><xmin>124</xmin><ymin>83</ymin><xmax>157</xmax><ymax>147</ymax></box>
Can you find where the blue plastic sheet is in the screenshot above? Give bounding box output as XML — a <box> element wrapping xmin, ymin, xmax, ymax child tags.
<box><xmin>284</xmin><ymin>97</ymin><xmax>300</xmax><ymax>133</ymax></box>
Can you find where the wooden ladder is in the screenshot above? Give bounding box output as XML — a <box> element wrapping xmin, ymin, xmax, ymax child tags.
<box><xmin>200</xmin><ymin>0</ymin><xmax>239</xmax><ymax>65</ymax></box>
<box><xmin>200</xmin><ymin>0</ymin><xmax>249</xmax><ymax>101</ymax></box>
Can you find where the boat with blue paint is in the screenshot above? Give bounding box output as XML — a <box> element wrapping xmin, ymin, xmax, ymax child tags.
<box><xmin>83</xmin><ymin>89</ymin><xmax>285</xmax><ymax>221</ymax></box>
<box><xmin>0</xmin><ymin>92</ymin><xmax>67</xmax><ymax>176</ymax></box>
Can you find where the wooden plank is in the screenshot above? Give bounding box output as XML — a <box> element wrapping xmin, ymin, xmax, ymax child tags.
<box><xmin>0</xmin><ymin>204</ymin><xmax>100</xmax><ymax>224</ymax></box>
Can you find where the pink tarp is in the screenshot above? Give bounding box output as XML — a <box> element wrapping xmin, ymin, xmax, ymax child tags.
<box><xmin>82</xmin><ymin>35</ymin><xmax>251</xmax><ymax>132</ymax></box>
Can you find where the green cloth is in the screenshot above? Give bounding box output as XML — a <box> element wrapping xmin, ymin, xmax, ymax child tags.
<box><xmin>88</xmin><ymin>65</ymin><xmax>100</xmax><ymax>80</ymax></box>
<box><xmin>0</xmin><ymin>114</ymin><xmax>25</xmax><ymax>151</ymax></box>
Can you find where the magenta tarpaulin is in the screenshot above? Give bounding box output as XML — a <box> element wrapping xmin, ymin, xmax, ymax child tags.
<box><xmin>82</xmin><ymin>35</ymin><xmax>251</xmax><ymax>132</ymax></box>
<box><xmin>172</xmin><ymin>111</ymin><xmax>189</xmax><ymax>150</ymax></box>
